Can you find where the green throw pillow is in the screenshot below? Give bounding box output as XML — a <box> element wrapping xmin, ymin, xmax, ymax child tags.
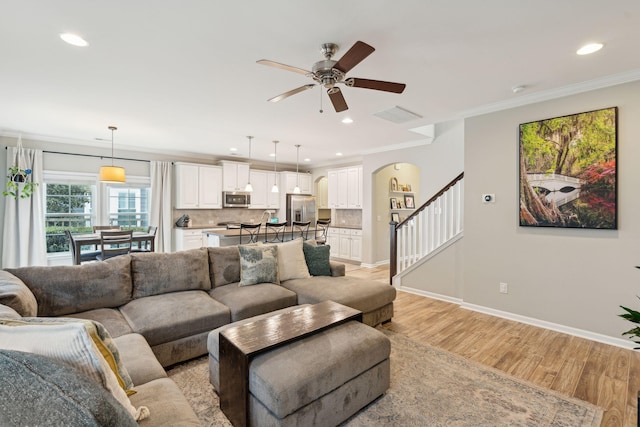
<box><xmin>303</xmin><ymin>242</ymin><xmax>332</xmax><ymax>276</ymax></box>
<box><xmin>238</xmin><ymin>245</ymin><xmax>279</xmax><ymax>286</ymax></box>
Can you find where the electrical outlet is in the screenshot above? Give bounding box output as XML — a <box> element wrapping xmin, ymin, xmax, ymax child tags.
<box><xmin>499</xmin><ymin>282</ymin><xmax>508</xmax><ymax>294</ymax></box>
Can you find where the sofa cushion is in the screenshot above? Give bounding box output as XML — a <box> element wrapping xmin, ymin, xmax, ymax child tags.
<box><xmin>0</xmin><ymin>304</ymin><xmax>20</xmax><ymax>319</ymax></box>
<box><xmin>119</xmin><ymin>290</ymin><xmax>230</xmax><ymax>347</ymax></box>
<box><xmin>275</xmin><ymin>238</ymin><xmax>311</xmax><ymax>281</ymax></box>
<box><xmin>66</xmin><ymin>308</ymin><xmax>134</xmax><ymax>339</ymax></box>
<box><xmin>238</xmin><ymin>245</ymin><xmax>279</xmax><ymax>286</ymax></box>
<box><xmin>302</xmin><ymin>242</ymin><xmax>332</xmax><ymax>276</ymax></box>
<box><xmin>6</xmin><ymin>256</ymin><xmax>132</xmax><ymax>317</ymax></box>
<box><xmin>114</xmin><ymin>333</ymin><xmax>167</xmax><ymax>386</ymax></box>
<box><xmin>209</xmin><ymin>283</ymin><xmax>297</xmax><ymax>322</ymax></box>
<box><xmin>0</xmin><ymin>350</ymin><xmax>138</xmax><ymax>427</ymax></box>
<box><xmin>208</xmin><ymin>246</ymin><xmax>240</xmax><ymax>287</ymax></box>
<box><xmin>0</xmin><ymin>318</ymin><xmax>146</xmax><ymax>421</ymax></box>
<box><xmin>131</xmin><ymin>249</ymin><xmax>211</xmax><ymax>298</ymax></box>
<box><xmin>281</xmin><ymin>276</ymin><xmax>397</xmax><ymax>314</ymax></box>
<box><xmin>129</xmin><ymin>378</ymin><xmax>201</xmax><ymax>427</ymax></box>
<box><xmin>0</xmin><ymin>271</ymin><xmax>37</xmax><ymax>317</ymax></box>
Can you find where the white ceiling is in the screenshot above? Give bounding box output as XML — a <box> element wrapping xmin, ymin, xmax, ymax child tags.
<box><xmin>1</xmin><ymin>1</ymin><xmax>640</xmax><ymax>167</ymax></box>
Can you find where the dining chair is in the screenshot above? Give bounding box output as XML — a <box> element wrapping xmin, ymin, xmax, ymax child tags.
<box><xmin>291</xmin><ymin>221</ymin><xmax>311</xmax><ymax>241</ymax></box>
<box><xmin>239</xmin><ymin>223</ymin><xmax>262</xmax><ymax>244</ymax></box>
<box><xmin>264</xmin><ymin>222</ymin><xmax>287</xmax><ymax>243</ymax></box>
<box><xmin>132</xmin><ymin>226</ymin><xmax>157</xmax><ymax>252</ymax></box>
<box><xmin>65</xmin><ymin>230</ymin><xmax>100</xmax><ymax>263</ymax></box>
<box><xmin>315</xmin><ymin>219</ymin><xmax>331</xmax><ymax>245</ymax></box>
<box><xmin>92</xmin><ymin>225</ymin><xmax>122</xmax><ymax>232</ymax></box>
<box><xmin>96</xmin><ymin>230</ymin><xmax>133</xmax><ymax>261</ymax></box>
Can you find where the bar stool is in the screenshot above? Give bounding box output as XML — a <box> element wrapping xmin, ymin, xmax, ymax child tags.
<box><xmin>239</xmin><ymin>223</ymin><xmax>262</xmax><ymax>244</ymax></box>
<box><xmin>315</xmin><ymin>219</ymin><xmax>331</xmax><ymax>245</ymax></box>
<box><xmin>290</xmin><ymin>221</ymin><xmax>311</xmax><ymax>241</ymax></box>
<box><xmin>264</xmin><ymin>222</ymin><xmax>287</xmax><ymax>243</ymax></box>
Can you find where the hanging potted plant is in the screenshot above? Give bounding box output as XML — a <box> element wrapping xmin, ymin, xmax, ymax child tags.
<box><xmin>3</xmin><ymin>165</ymin><xmax>38</xmax><ymax>199</ymax></box>
<box><xmin>3</xmin><ymin>135</ymin><xmax>39</xmax><ymax>199</ymax></box>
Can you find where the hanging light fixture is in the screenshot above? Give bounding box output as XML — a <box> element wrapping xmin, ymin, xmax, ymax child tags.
<box><xmin>271</xmin><ymin>140</ymin><xmax>279</xmax><ymax>193</ymax></box>
<box><xmin>293</xmin><ymin>144</ymin><xmax>301</xmax><ymax>194</ymax></box>
<box><xmin>244</xmin><ymin>136</ymin><xmax>253</xmax><ymax>192</ymax></box>
<box><xmin>99</xmin><ymin>126</ymin><xmax>126</xmax><ymax>183</ymax></box>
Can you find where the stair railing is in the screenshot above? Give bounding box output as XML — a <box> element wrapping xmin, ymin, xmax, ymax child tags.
<box><xmin>389</xmin><ymin>172</ymin><xmax>464</xmax><ymax>284</ymax></box>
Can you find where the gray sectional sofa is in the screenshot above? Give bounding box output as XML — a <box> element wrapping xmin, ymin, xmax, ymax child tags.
<box><xmin>0</xmin><ymin>243</ymin><xmax>396</xmax><ymax>426</ymax></box>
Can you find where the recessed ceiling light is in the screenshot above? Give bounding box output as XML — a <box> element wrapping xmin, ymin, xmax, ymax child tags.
<box><xmin>230</xmin><ymin>147</ymin><xmax>238</xmax><ymax>152</ymax></box>
<box><xmin>304</xmin><ymin>158</ymin><xmax>311</xmax><ymax>162</ymax></box>
<box><xmin>336</xmin><ymin>152</ymin><xmax>343</xmax><ymax>156</ymax></box>
<box><xmin>269</xmin><ymin>153</ymin><xmax>275</xmax><ymax>157</ymax></box>
<box><xmin>341</xmin><ymin>117</ymin><xmax>353</xmax><ymax>124</ymax></box>
<box><xmin>512</xmin><ymin>85</ymin><xmax>526</xmax><ymax>94</ymax></box>
<box><xmin>576</xmin><ymin>43</ymin><xmax>604</xmax><ymax>55</ymax></box>
<box><xmin>60</xmin><ymin>33</ymin><xmax>89</xmax><ymax>47</ymax></box>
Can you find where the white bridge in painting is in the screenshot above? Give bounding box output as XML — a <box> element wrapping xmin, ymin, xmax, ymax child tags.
<box><xmin>527</xmin><ymin>173</ymin><xmax>584</xmax><ymax>206</ymax></box>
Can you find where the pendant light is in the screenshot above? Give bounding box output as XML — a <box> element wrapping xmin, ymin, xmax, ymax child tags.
<box><xmin>99</xmin><ymin>126</ymin><xmax>126</xmax><ymax>183</ymax></box>
<box><xmin>271</xmin><ymin>140</ymin><xmax>279</xmax><ymax>193</ymax></box>
<box><xmin>293</xmin><ymin>144</ymin><xmax>301</xmax><ymax>194</ymax></box>
<box><xmin>244</xmin><ymin>136</ymin><xmax>253</xmax><ymax>192</ymax></box>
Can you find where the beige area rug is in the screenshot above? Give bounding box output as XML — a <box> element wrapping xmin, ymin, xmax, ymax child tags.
<box><xmin>167</xmin><ymin>329</ymin><xmax>603</xmax><ymax>426</ymax></box>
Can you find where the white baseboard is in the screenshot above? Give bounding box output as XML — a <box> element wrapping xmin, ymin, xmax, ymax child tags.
<box><xmin>360</xmin><ymin>260</ymin><xmax>390</xmax><ymax>268</ymax></box>
<box><xmin>395</xmin><ymin>286</ymin><xmax>635</xmax><ymax>350</ymax></box>
<box><xmin>461</xmin><ymin>302</ymin><xmax>635</xmax><ymax>350</ymax></box>
<box><xmin>396</xmin><ymin>286</ymin><xmax>463</xmax><ymax>305</ymax></box>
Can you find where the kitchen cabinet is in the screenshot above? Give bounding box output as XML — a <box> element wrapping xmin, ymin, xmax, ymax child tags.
<box><xmin>220</xmin><ymin>161</ymin><xmax>250</xmax><ymax>192</ymax></box>
<box><xmin>327</xmin><ymin>227</ymin><xmax>362</xmax><ymax>262</ymax></box>
<box><xmin>249</xmin><ymin>170</ymin><xmax>280</xmax><ymax>210</ymax></box>
<box><xmin>174</xmin><ymin>163</ymin><xmax>222</xmax><ymax>209</ymax></box>
<box><xmin>281</xmin><ymin>172</ymin><xmax>312</xmax><ymax>194</ymax></box>
<box><xmin>173</xmin><ymin>228</ymin><xmax>205</xmax><ymax>252</ymax></box>
<box><xmin>327</xmin><ymin>165</ymin><xmax>363</xmax><ymax>209</ymax></box>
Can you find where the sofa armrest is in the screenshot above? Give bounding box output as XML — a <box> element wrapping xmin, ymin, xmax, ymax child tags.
<box><xmin>330</xmin><ymin>261</ymin><xmax>345</xmax><ymax>277</ymax></box>
<box><xmin>0</xmin><ymin>270</ymin><xmax>37</xmax><ymax>317</ymax></box>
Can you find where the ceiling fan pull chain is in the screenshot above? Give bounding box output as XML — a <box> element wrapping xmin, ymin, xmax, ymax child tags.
<box><xmin>319</xmin><ymin>86</ymin><xmax>323</xmax><ymax>114</ymax></box>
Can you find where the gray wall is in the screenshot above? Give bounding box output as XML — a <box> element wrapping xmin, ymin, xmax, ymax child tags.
<box><xmin>463</xmin><ymin>80</ymin><xmax>640</xmax><ymax>339</ymax></box>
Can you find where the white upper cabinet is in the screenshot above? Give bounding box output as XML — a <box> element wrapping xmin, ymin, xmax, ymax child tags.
<box><xmin>174</xmin><ymin>163</ymin><xmax>222</xmax><ymax>209</ymax></box>
<box><xmin>281</xmin><ymin>172</ymin><xmax>312</xmax><ymax>194</ymax></box>
<box><xmin>220</xmin><ymin>161</ymin><xmax>250</xmax><ymax>192</ymax></box>
<box><xmin>327</xmin><ymin>165</ymin><xmax>363</xmax><ymax>210</ymax></box>
<box><xmin>249</xmin><ymin>170</ymin><xmax>280</xmax><ymax>210</ymax></box>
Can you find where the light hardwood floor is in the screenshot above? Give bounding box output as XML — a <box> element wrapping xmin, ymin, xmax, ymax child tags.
<box><xmin>344</xmin><ymin>263</ymin><xmax>640</xmax><ymax>427</ymax></box>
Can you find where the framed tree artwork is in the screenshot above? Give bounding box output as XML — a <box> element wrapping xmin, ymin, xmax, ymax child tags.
<box><xmin>390</xmin><ymin>198</ymin><xmax>397</xmax><ymax>209</ymax></box>
<box><xmin>519</xmin><ymin>106</ymin><xmax>617</xmax><ymax>229</ymax></box>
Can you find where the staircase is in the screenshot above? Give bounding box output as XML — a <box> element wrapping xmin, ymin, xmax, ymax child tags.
<box><xmin>389</xmin><ymin>172</ymin><xmax>464</xmax><ymax>284</ymax></box>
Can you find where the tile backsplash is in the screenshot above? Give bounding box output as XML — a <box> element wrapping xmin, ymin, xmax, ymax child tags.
<box><xmin>333</xmin><ymin>209</ymin><xmax>362</xmax><ymax>228</ymax></box>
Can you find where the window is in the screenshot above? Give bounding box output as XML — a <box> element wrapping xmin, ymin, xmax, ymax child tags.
<box><xmin>45</xmin><ymin>181</ymin><xmax>96</xmax><ymax>254</ymax></box>
<box><xmin>105</xmin><ymin>184</ymin><xmax>150</xmax><ymax>231</ymax></box>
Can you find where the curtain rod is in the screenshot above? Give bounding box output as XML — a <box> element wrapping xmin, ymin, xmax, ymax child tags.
<box><xmin>5</xmin><ymin>146</ymin><xmax>150</xmax><ymax>163</ymax></box>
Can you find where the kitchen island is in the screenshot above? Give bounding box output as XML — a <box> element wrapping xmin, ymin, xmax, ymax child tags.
<box><xmin>204</xmin><ymin>225</ymin><xmax>317</xmax><ymax>247</ymax></box>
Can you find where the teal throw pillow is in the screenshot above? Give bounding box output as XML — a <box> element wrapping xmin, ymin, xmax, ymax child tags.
<box><xmin>238</xmin><ymin>245</ymin><xmax>279</xmax><ymax>286</ymax></box>
<box><xmin>303</xmin><ymin>242</ymin><xmax>332</xmax><ymax>276</ymax></box>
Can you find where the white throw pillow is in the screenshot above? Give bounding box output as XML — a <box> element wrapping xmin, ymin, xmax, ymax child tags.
<box><xmin>276</xmin><ymin>238</ymin><xmax>311</xmax><ymax>281</ymax></box>
<box><xmin>0</xmin><ymin>319</ymin><xmax>149</xmax><ymax>421</ymax></box>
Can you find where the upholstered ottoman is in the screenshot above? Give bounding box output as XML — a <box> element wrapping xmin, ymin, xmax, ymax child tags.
<box><xmin>208</xmin><ymin>309</ymin><xmax>390</xmax><ymax>427</ymax></box>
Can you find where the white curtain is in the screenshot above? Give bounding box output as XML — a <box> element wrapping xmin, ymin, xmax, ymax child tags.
<box><xmin>150</xmin><ymin>161</ymin><xmax>173</xmax><ymax>252</ymax></box>
<box><xmin>2</xmin><ymin>146</ymin><xmax>47</xmax><ymax>267</ymax></box>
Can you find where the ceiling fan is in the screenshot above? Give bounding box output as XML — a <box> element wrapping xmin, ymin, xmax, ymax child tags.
<box><xmin>257</xmin><ymin>41</ymin><xmax>406</xmax><ymax>112</ymax></box>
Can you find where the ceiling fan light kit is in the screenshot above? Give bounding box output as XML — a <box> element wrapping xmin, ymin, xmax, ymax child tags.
<box><xmin>258</xmin><ymin>40</ymin><xmax>406</xmax><ymax>112</ymax></box>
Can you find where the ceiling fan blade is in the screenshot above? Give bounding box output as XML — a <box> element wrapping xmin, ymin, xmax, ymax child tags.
<box><xmin>334</xmin><ymin>41</ymin><xmax>375</xmax><ymax>74</ymax></box>
<box><xmin>257</xmin><ymin>59</ymin><xmax>311</xmax><ymax>76</ymax></box>
<box><xmin>327</xmin><ymin>87</ymin><xmax>348</xmax><ymax>112</ymax></box>
<box><xmin>267</xmin><ymin>84</ymin><xmax>316</xmax><ymax>103</ymax></box>
<box><xmin>345</xmin><ymin>78</ymin><xmax>406</xmax><ymax>93</ymax></box>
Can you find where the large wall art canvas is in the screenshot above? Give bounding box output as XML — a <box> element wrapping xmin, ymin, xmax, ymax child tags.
<box><xmin>519</xmin><ymin>107</ymin><xmax>617</xmax><ymax>229</ymax></box>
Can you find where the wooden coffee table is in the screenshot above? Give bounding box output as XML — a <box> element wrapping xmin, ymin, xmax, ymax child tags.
<box><xmin>218</xmin><ymin>301</ymin><xmax>363</xmax><ymax>427</ymax></box>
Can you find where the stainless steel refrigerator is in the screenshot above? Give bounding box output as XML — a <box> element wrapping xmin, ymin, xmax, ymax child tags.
<box><xmin>286</xmin><ymin>194</ymin><xmax>316</xmax><ymax>224</ymax></box>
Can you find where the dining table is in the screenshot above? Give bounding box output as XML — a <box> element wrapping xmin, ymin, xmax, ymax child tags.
<box><xmin>71</xmin><ymin>231</ymin><xmax>156</xmax><ymax>265</ymax></box>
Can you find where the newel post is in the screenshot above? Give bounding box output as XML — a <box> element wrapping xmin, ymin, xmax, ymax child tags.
<box><xmin>389</xmin><ymin>221</ymin><xmax>398</xmax><ymax>285</ymax></box>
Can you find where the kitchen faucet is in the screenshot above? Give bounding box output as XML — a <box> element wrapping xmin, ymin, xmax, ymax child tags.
<box><xmin>258</xmin><ymin>210</ymin><xmax>275</xmax><ymax>224</ymax></box>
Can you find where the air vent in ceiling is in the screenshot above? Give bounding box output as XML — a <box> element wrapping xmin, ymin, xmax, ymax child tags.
<box><xmin>373</xmin><ymin>106</ymin><xmax>422</xmax><ymax>124</ymax></box>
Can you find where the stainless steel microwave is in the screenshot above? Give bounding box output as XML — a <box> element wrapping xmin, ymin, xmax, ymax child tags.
<box><xmin>223</xmin><ymin>192</ymin><xmax>251</xmax><ymax>208</ymax></box>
